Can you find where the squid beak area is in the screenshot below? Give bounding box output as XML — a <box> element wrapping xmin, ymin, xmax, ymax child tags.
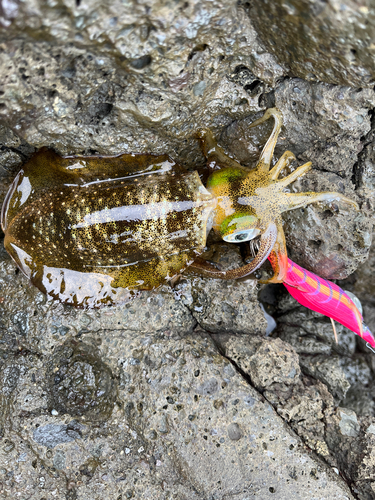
<box><xmin>247</xmin><ymin>223</ymin><xmax>277</xmax><ymax>272</ymax></box>
<box><xmin>249</xmin><ymin>235</ymin><xmax>261</xmax><ymax>259</ymax></box>
<box><xmin>188</xmin><ymin>223</ymin><xmax>277</xmax><ymax>281</ymax></box>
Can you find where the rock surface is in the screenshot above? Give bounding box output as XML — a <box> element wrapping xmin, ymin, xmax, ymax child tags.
<box><xmin>1</xmin><ymin>0</ymin><xmax>375</xmax><ymax>499</ymax></box>
<box><xmin>0</xmin><ymin>251</ymin><xmax>353</xmax><ymax>499</ymax></box>
<box><xmin>249</xmin><ymin>0</ymin><xmax>375</xmax><ymax>88</ymax></box>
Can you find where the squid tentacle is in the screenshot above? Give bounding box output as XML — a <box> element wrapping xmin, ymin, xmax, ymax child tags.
<box><xmin>191</xmin><ymin>222</ymin><xmax>277</xmax><ymax>280</ymax></box>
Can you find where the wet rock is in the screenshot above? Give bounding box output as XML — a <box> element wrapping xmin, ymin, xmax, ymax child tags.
<box><xmin>47</xmin><ymin>340</ymin><xmax>117</xmax><ymax>422</ymax></box>
<box><xmin>227</xmin><ymin>65</ymin><xmax>271</xmax><ymax>101</ymax></box>
<box><xmin>300</xmin><ymin>355</ymin><xmax>351</xmax><ymax>401</ymax></box>
<box><xmin>249</xmin><ymin>0</ymin><xmax>375</xmax><ymax>88</ymax></box>
<box><xmin>0</xmin><ymin>1</ymin><xmax>283</xmax><ymax>160</ymax></box>
<box><xmin>275</xmin><ymin>79</ymin><xmax>375</xmax><ymax>279</ymax></box>
<box><xmin>215</xmin><ymin>336</ymin><xmax>301</xmax><ymax>391</ymax></box>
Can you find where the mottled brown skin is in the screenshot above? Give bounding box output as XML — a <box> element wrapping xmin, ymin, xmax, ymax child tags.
<box><xmin>1</xmin><ymin>108</ymin><xmax>359</xmax><ymax>308</ymax></box>
<box><xmin>2</xmin><ymin>148</ymin><xmax>215</xmax><ymax>307</ymax></box>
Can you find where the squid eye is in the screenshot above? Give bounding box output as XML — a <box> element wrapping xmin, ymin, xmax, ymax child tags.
<box><xmin>235</xmin><ymin>233</ymin><xmax>248</xmax><ymax>242</ymax></box>
<box><xmin>223</xmin><ymin>228</ymin><xmax>261</xmax><ymax>243</ymax></box>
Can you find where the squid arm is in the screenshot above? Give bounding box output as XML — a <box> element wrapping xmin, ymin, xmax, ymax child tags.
<box><xmin>191</xmin><ymin>223</ymin><xmax>277</xmax><ymax>280</ymax></box>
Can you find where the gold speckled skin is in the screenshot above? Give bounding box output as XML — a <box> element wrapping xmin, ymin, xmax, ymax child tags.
<box><xmin>1</xmin><ymin>148</ymin><xmax>215</xmax><ymax>307</ymax></box>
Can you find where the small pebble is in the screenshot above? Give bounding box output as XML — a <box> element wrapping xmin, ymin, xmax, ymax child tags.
<box><xmin>227</xmin><ymin>423</ymin><xmax>242</xmax><ymax>441</ymax></box>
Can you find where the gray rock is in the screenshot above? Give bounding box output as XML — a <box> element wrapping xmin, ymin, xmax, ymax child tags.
<box><xmin>33</xmin><ymin>424</ymin><xmax>81</xmax><ymax>448</ymax></box>
<box><xmin>0</xmin><ymin>307</ymin><xmax>354</xmax><ymax>499</ymax></box>
<box><xmin>325</xmin><ymin>411</ymin><xmax>375</xmax><ymax>500</ymax></box>
<box><xmin>196</xmin><ymin>377</ymin><xmax>220</xmax><ymax>396</ymax></box>
<box><xmin>1</xmin><ymin>366</ymin><xmax>20</xmax><ymax>396</ymax></box>
<box><xmin>215</xmin><ymin>334</ymin><xmax>341</xmax><ymax>461</ymax></box>
<box><xmin>301</xmin><ymin>355</ymin><xmax>371</xmax><ymax>404</ymax></box>
<box><xmin>366</xmin><ymin>424</ymin><xmax>375</xmax><ymax>435</ymax></box>
<box><xmin>156</xmin><ymin>414</ymin><xmax>169</xmax><ymax>435</ymax></box>
<box><xmin>300</xmin><ymin>355</ymin><xmax>351</xmax><ymax>401</ymax></box>
<box><xmin>46</xmin><ymin>340</ymin><xmax>118</xmax><ymax>422</ymax></box>
<box><xmin>340</xmin><ymin>357</ymin><xmax>371</xmax><ymax>387</ymax></box>
<box><xmin>249</xmin><ymin>0</ymin><xmax>375</xmax><ymax>87</ymax></box>
<box><xmin>216</xmin><ymin>336</ymin><xmax>301</xmax><ymax>391</ymax></box>
<box><xmin>342</xmin><ymin>385</ymin><xmax>375</xmax><ymax>418</ymax></box>
<box><xmin>338</xmin><ymin>408</ymin><xmax>360</xmax><ymax>438</ymax></box>
<box><xmin>227</xmin><ymin>422</ymin><xmax>243</xmax><ymax>441</ymax></box>
<box><xmin>53</xmin><ymin>449</ymin><xmax>66</xmax><ymax>470</ymax></box>
<box><xmin>177</xmin><ymin>276</ymin><xmax>267</xmax><ymax>335</ymax></box>
<box><xmin>175</xmin><ymin>243</ymin><xmax>268</xmax><ymax>335</ymax></box>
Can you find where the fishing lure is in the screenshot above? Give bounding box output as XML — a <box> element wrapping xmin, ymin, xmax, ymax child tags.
<box><xmin>279</xmin><ymin>257</ymin><xmax>375</xmax><ymax>348</ymax></box>
<box><xmin>1</xmin><ymin>108</ymin><xmax>359</xmax><ymax>307</ymax></box>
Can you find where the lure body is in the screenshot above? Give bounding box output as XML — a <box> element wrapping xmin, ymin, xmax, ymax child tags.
<box><xmin>281</xmin><ymin>258</ymin><xmax>375</xmax><ymax>348</ymax></box>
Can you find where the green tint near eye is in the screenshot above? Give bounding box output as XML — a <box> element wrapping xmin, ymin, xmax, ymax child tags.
<box><xmin>206</xmin><ymin>167</ymin><xmax>246</xmax><ymax>189</ymax></box>
<box><xmin>220</xmin><ymin>213</ymin><xmax>258</xmax><ymax>238</ymax></box>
